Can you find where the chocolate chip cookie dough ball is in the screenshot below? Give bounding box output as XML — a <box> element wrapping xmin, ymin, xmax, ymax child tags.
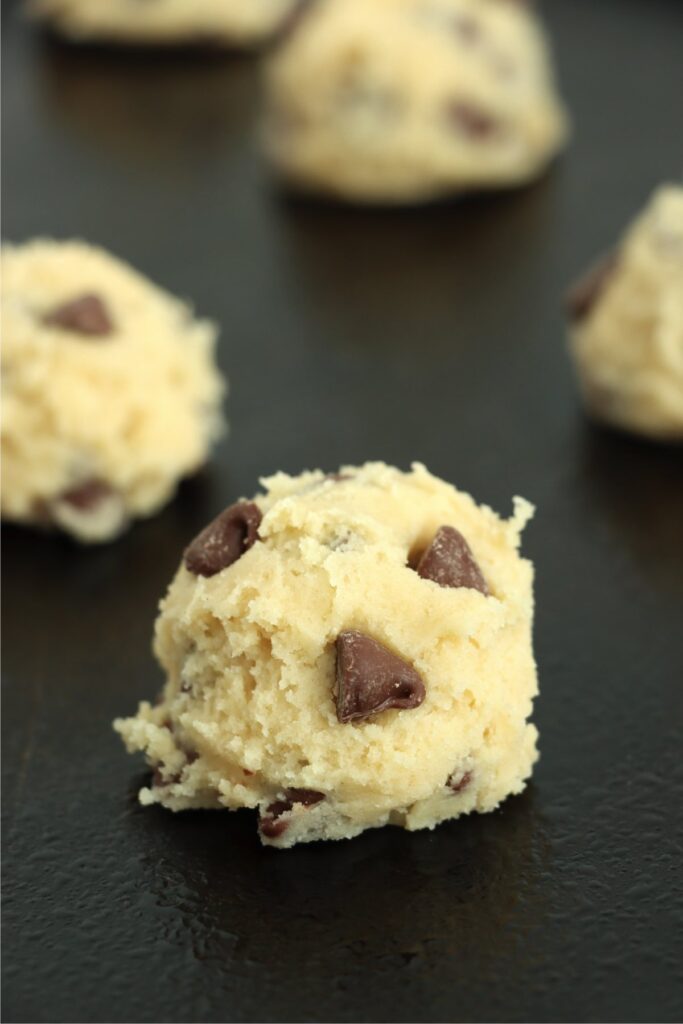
<box><xmin>567</xmin><ymin>185</ymin><xmax>683</xmax><ymax>442</ymax></box>
<box><xmin>262</xmin><ymin>0</ymin><xmax>569</xmax><ymax>203</ymax></box>
<box><xmin>1</xmin><ymin>240</ymin><xmax>225</xmax><ymax>542</ymax></box>
<box><xmin>29</xmin><ymin>0</ymin><xmax>306</xmax><ymax>48</ymax></box>
<box><xmin>115</xmin><ymin>463</ymin><xmax>538</xmax><ymax>848</ymax></box>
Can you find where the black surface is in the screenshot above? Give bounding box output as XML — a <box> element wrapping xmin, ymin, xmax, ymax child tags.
<box><xmin>2</xmin><ymin>1</ymin><xmax>683</xmax><ymax>1021</ymax></box>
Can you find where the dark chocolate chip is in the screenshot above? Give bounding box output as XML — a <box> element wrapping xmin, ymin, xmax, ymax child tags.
<box><xmin>447</xmin><ymin>769</ymin><xmax>472</xmax><ymax>793</ymax></box>
<box><xmin>335</xmin><ymin>630</ymin><xmax>426</xmax><ymax>723</ymax></box>
<box><xmin>258</xmin><ymin>788</ymin><xmax>324</xmax><ymax>838</ymax></box>
<box><xmin>43</xmin><ymin>293</ymin><xmax>114</xmax><ymax>336</ymax></box>
<box><xmin>264</xmin><ymin>799</ymin><xmax>293</xmax><ymax>821</ymax></box>
<box><xmin>325</xmin><ymin>472</ymin><xmax>352</xmax><ymax>482</ymax></box>
<box><xmin>415</xmin><ymin>526</ymin><xmax>489</xmax><ymax>595</ymax></box>
<box><xmin>259</xmin><ymin>816</ymin><xmax>289</xmax><ymax>840</ymax></box>
<box><xmin>184</xmin><ymin>500</ymin><xmax>262</xmax><ymax>578</ymax></box>
<box><xmin>446</xmin><ymin>101</ymin><xmax>500</xmax><ymax>138</ymax></box>
<box><xmin>152</xmin><ymin>750</ymin><xmax>197</xmax><ymax>788</ymax></box>
<box><xmin>453</xmin><ymin>14</ymin><xmax>481</xmax><ymax>42</ymax></box>
<box><xmin>566</xmin><ymin>251</ymin><xmax>618</xmax><ymax>323</ymax></box>
<box><xmin>264</xmin><ymin>789</ymin><xmax>325</xmax><ymax>819</ymax></box>
<box><xmin>284</xmin><ymin>787</ymin><xmax>325</xmax><ymax>807</ymax></box>
<box><xmin>59</xmin><ymin>479</ymin><xmax>115</xmax><ymax>512</ymax></box>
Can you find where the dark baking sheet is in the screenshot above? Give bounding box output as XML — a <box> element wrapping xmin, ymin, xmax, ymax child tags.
<box><xmin>3</xmin><ymin>1</ymin><xmax>683</xmax><ymax>1021</ymax></box>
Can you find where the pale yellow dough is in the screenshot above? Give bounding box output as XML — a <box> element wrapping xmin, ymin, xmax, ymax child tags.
<box><xmin>28</xmin><ymin>0</ymin><xmax>303</xmax><ymax>47</ymax></box>
<box><xmin>1</xmin><ymin>240</ymin><xmax>225</xmax><ymax>542</ymax></box>
<box><xmin>262</xmin><ymin>0</ymin><xmax>569</xmax><ymax>202</ymax></box>
<box><xmin>569</xmin><ymin>185</ymin><xmax>683</xmax><ymax>442</ymax></box>
<box><xmin>115</xmin><ymin>462</ymin><xmax>538</xmax><ymax>848</ymax></box>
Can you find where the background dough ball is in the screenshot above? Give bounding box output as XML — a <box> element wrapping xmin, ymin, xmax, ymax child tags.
<box><xmin>567</xmin><ymin>185</ymin><xmax>683</xmax><ymax>442</ymax></box>
<box><xmin>262</xmin><ymin>0</ymin><xmax>569</xmax><ymax>202</ymax></box>
<box><xmin>28</xmin><ymin>0</ymin><xmax>306</xmax><ymax>48</ymax></box>
<box><xmin>115</xmin><ymin>462</ymin><xmax>538</xmax><ymax>849</ymax></box>
<box><xmin>1</xmin><ymin>239</ymin><xmax>225</xmax><ymax>542</ymax></box>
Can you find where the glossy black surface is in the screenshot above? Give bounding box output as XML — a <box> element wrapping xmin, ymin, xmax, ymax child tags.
<box><xmin>3</xmin><ymin>1</ymin><xmax>683</xmax><ymax>1021</ymax></box>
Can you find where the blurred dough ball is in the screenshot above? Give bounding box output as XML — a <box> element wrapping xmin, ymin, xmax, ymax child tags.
<box><xmin>28</xmin><ymin>0</ymin><xmax>307</xmax><ymax>48</ymax></box>
<box><xmin>262</xmin><ymin>0</ymin><xmax>569</xmax><ymax>202</ymax></box>
<box><xmin>567</xmin><ymin>185</ymin><xmax>683</xmax><ymax>442</ymax></box>
<box><xmin>1</xmin><ymin>239</ymin><xmax>225</xmax><ymax>542</ymax></box>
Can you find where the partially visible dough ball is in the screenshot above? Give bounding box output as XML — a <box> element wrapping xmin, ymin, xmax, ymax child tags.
<box><xmin>262</xmin><ymin>0</ymin><xmax>569</xmax><ymax>202</ymax></box>
<box><xmin>1</xmin><ymin>240</ymin><xmax>225</xmax><ymax>542</ymax></box>
<box><xmin>567</xmin><ymin>185</ymin><xmax>683</xmax><ymax>442</ymax></box>
<box><xmin>115</xmin><ymin>462</ymin><xmax>538</xmax><ymax>849</ymax></box>
<box><xmin>28</xmin><ymin>0</ymin><xmax>305</xmax><ymax>48</ymax></box>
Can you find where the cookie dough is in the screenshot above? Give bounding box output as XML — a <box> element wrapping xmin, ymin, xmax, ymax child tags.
<box><xmin>28</xmin><ymin>0</ymin><xmax>305</xmax><ymax>48</ymax></box>
<box><xmin>115</xmin><ymin>462</ymin><xmax>538</xmax><ymax>848</ymax></box>
<box><xmin>567</xmin><ymin>185</ymin><xmax>683</xmax><ymax>442</ymax></box>
<box><xmin>1</xmin><ymin>239</ymin><xmax>225</xmax><ymax>542</ymax></box>
<box><xmin>262</xmin><ymin>0</ymin><xmax>569</xmax><ymax>202</ymax></box>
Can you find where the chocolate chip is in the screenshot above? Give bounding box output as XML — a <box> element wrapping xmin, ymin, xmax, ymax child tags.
<box><xmin>259</xmin><ymin>816</ymin><xmax>289</xmax><ymax>840</ymax></box>
<box><xmin>152</xmin><ymin>750</ymin><xmax>197</xmax><ymax>788</ymax></box>
<box><xmin>453</xmin><ymin>14</ymin><xmax>481</xmax><ymax>42</ymax></box>
<box><xmin>184</xmin><ymin>501</ymin><xmax>262</xmax><ymax>578</ymax></box>
<box><xmin>447</xmin><ymin>770</ymin><xmax>472</xmax><ymax>793</ymax></box>
<box><xmin>59</xmin><ymin>479</ymin><xmax>115</xmax><ymax>512</ymax></box>
<box><xmin>43</xmin><ymin>293</ymin><xmax>114</xmax><ymax>336</ymax></box>
<box><xmin>264</xmin><ymin>789</ymin><xmax>324</xmax><ymax>819</ymax></box>
<box><xmin>446</xmin><ymin>101</ymin><xmax>500</xmax><ymax>138</ymax></box>
<box><xmin>263</xmin><ymin>799</ymin><xmax>292</xmax><ymax>821</ymax></box>
<box><xmin>566</xmin><ymin>251</ymin><xmax>618</xmax><ymax>323</ymax></box>
<box><xmin>325</xmin><ymin>472</ymin><xmax>351</xmax><ymax>482</ymax></box>
<box><xmin>415</xmin><ymin>526</ymin><xmax>489</xmax><ymax>595</ymax></box>
<box><xmin>335</xmin><ymin>630</ymin><xmax>426</xmax><ymax>723</ymax></box>
<box><xmin>284</xmin><ymin>788</ymin><xmax>325</xmax><ymax>807</ymax></box>
<box><xmin>258</xmin><ymin>788</ymin><xmax>325</xmax><ymax>838</ymax></box>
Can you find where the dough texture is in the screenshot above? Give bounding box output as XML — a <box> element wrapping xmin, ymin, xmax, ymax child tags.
<box><xmin>1</xmin><ymin>239</ymin><xmax>225</xmax><ymax>542</ymax></box>
<box><xmin>568</xmin><ymin>185</ymin><xmax>683</xmax><ymax>442</ymax></box>
<box><xmin>28</xmin><ymin>0</ymin><xmax>303</xmax><ymax>47</ymax></box>
<box><xmin>115</xmin><ymin>462</ymin><xmax>538</xmax><ymax>848</ymax></box>
<box><xmin>262</xmin><ymin>0</ymin><xmax>569</xmax><ymax>202</ymax></box>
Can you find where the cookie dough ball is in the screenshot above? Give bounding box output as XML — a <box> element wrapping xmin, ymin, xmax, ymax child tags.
<box><xmin>1</xmin><ymin>240</ymin><xmax>225</xmax><ymax>542</ymax></box>
<box><xmin>567</xmin><ymin>185</ymin><xmax>683</xmax><ymax>442</ymax></box>
<box><xmin>28</xmin><ymin>0</ymin><xmax>305</xmax><ymax>48</ymax></box>
<box><xmin>115</xmin><ymin>462</ymin><xmax>538</xmax><ymax>849</ymax></box>
<box><xmin>262</xmin><ymin>0</ymin><xmax>569</xmax><ymax>203</ymax></box>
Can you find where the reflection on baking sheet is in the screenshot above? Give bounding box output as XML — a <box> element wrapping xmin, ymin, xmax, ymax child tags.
<box><xmin>132</xmin><ymin>785</ymin><xmax>550</xmax><ymax>979</ymax></box>
<box><xmin>579</xmin><ymin>424</ymin><xmax>683</xmax><ymax>594</ymax></box>
<box><xmin>36</xmin><ymin>37</ymin><xmax>257</xmax><ymax>168</ymax></box>
<box><xmin>273</xmin><ymin>175</ymin><xmax>559</xmax><ymax>354</ymax></box>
